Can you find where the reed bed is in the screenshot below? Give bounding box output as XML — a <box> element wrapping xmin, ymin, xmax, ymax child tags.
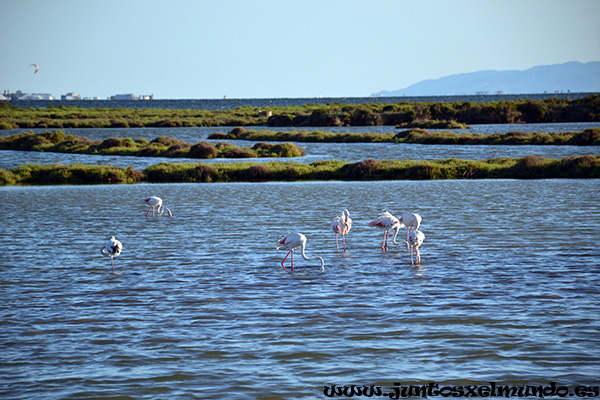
<box><xmin>2</xmin><ymin>94</ymin><xmax>599</xmax><ymax>129</ymax></box>
<box><xmin>2</xmin><ymin>155</ymin><xmax>598</xmax><ymax>185</ymax></box>
<box><xmin>0</xmin><ymin>130</ymin><xmax>305</xmax><ymax>159</ymax></box>
<box><xmin>210</xmin><ymin>127</ymin><xmax>600</xmax><ymax>145</ymax></box>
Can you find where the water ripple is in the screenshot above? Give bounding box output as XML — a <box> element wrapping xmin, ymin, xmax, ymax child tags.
<box><xmin>0</xmin><ymin>180</ymin><xmax>599</xmax><ymax>399</ymax></box>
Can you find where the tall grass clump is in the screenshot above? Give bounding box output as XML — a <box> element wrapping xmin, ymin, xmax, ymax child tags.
<box><xmin>7</xmin><ymin>164</ymin><xmax>143</xmax><ymax>185</ymax></box>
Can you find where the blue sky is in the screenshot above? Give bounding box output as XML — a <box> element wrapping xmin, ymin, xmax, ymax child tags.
<box><xmin>1</xmin><ymin>0</ymin><xmax>599</xmax><ymax>99</ymax></box>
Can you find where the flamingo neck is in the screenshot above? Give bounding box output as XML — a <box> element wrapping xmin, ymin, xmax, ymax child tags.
<box><xmin>391</xmin><ymin>226</ymin><xmax>406</xmax><ymax>246</ymax></box>
<box><xmin>157</xmin><ymin>206</ymin><xmax>172</xmax><ymax>216</ymax></box>
<box><xmin>299</xmin><ymin>245</ymin><xmax>325</xmax><ymax>271</ymax></box>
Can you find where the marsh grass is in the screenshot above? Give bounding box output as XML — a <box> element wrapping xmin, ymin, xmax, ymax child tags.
<box><xmin>3</xmin><ymin>155</ymin><xmax>597</xmax><ymax>185</ymax></box>
<box><xmin>2</xmin><ymin>95</ymin><xmax>599</xmax><ymax>129</ymax></box>
<box><xmin>209</xmin><ymin>127</ymin><xmax>600</xmax><ymax>145</ymax></box>
<box><xmin>0</xmin><ymin>131</ymin><xmax>306</xmax><ymax>159</ymax></box>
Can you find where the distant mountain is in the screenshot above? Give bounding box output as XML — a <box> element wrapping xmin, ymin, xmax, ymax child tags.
<box><xmin>373</xmin><ymin>61</ymin><xmax>600</xmax><ymax>97</ymax></box>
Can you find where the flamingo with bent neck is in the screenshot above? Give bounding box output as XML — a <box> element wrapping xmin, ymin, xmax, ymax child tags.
<box><xmin>276</xmin><ymin>232</ymin><xmax>325</xmax><ymax>271</ymax></box>
<box><xmin>140</xmin><ymin>196</ymin><xmax>172</xmax><ymax>217</ymax></box>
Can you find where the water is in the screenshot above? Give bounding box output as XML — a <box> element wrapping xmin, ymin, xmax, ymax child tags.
<box><xmin>2</xmin><ymin>122</ymin><xmax>599</xmax><ymax>170</ymax></box>
<box><xmin>1</xmin><ymin>179</ymin><xmax>599</xmax><ymax>399</ymax></box>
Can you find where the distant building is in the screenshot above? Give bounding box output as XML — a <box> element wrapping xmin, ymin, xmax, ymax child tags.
<box><xmin>18</xmin><ymin>93</ymin><xmax>55</xmax><ymax>100</ymax></box>
<box><xmin>61</xmin><ymin>92</ymin><xmax>82</xmax><ymax>100</ymax></box>
<box><xmin>111</xmin><ymin>93</ymin><xmax>139</xmax><ymax>100</ymax></box>
<box><xmin>1</xmin><ymin>90</ymin><xmax>56</xmax><ymax>100</ymax></box>
<box><xmin>110</xmin><ymin>93</ymin><xmax>153</xmax><ymax>100</ymax></box>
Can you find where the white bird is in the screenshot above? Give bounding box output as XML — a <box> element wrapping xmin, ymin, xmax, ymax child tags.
<box><xmin>140</xmin><ymin>196</ymin><xmax>172</xmax><ymax>217</ymax></box>
<box><xmin>368</xmin><ymin>211</ymin><xmax>405</xmax><ymax>251</ymax></box>
<box><xmin>407</xmin><ymin>229</ymin><xmax>425</xmax><ymax>264</ymax></box>
<box><xmin>276</xmin><ymin>232</ymin><xmax>325</xmax><ymax>271</ymax></box>
<box><xmin>101</xmin><ymin>236</ymin><xmax>123</xmax><ymax>273</ymax></box>
<box><xmin>399</xmin><ymin>212</ymin><xmax>422</xmax><ymax>248</ymax></box>
<box><xmin>331</xmin><ymin>209</ymin><xmax>352</xmax><ymax>252</ymax></box>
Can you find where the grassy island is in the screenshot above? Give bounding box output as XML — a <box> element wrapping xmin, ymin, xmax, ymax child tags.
<box><xmin>0</xmin><ymin>130</ymin><xmax>306</xmax><ymax>159</ymax></box>
<box><xmin>2</xmin><ymin>95</ymin><xmax>599</xmax><ymax>129</ymax></box>
<box><xmin>1</xmin><ymin>155</ymin><xmax>598</xmax><ymax>185</ymax></box>
<box><xmin>209</xmin><ymin>127</ymin><xmax>600</xmax><ymax>145</ymax></box>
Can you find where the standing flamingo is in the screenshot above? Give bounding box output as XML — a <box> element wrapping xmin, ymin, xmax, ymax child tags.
<box><xmin>140</xmin><ymin>196</ymin><xmax>172</xmax><ymax>217</ymax></box>
<box><xmin>276</xmin><ymin>232</ymin><xmax>325</xmax><ymax>271</ymax></box>
<box><xmin>101</xmin><ymin>236</ymin><xmax>123</xmax><ymax>273</ymax></box>
<box><xmin>368</xmin><ymin>211</ymin><xmax>405</xmax><ymax>251</ymax></box>
<box><xmin>399</xmin><ymin>212</ymin><xmax>422</xmax><ymax>248</ymax></box>
<box><xmin>407</xmin><ymin>229</ymin><xmax>425</xmax><ymax>264</ymax></box>
<box><xmin>331</xmin><ymin>209</ymin><xmax>352</xmax><ymax>252</ymax></box>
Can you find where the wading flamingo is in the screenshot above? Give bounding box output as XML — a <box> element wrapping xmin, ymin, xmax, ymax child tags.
<box><xmin>331</xmin><ymin>209</ymin><xmax>352</xmax><ymax>252</ymax></box>
<box><xmin>101</xmin><ymin>236</ymin><xmax>123</xmax><ymax>273</ymax></box>
<box><xmin>407</xmin><ymin>229</ymin><xmax>425</xmax><ymax>264</ymax></box>
<box><xmin>399</xmin><ymin>212</ymin><xmax>422</xmax><ymax>248</ymax></box>
<box><xmin>368</xmin><ymin>211</ymin><xmax>405</xmax><ymax>251</ymax></box>
<box><xmin>140</xmin><ymin>196</ymin><xmax>172</xmax><ymax>217</ymax></box>
<box><xmin>276</xmin><ymin>232</ymin><xmax>325</xmax><ymax>271</ymax></box>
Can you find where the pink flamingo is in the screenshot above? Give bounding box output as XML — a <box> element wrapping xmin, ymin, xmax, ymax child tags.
<box><xmin>331</xmin><ymin>209</ymin><xmax>352</xmax><ymax>252</ymax></box>
<box><xmin>399</xmin><ymin>212</ymin><xmax>422</xmax><ymax>248</ymax></box>
<box><xmin>276</xmin><ymin>232</ymin><xmax>325</xmax><ymax>271</ymax></box>
<box><xmin>140</xmin><ymin>196</ymin><xmax>172</xmax><ymax>217</ymax></box>
<box><xmin>101</xmin><ymin>236</ymin><xmax>123</xmax><ymax>274</ymax></box>
<box><xmin>407</xmin><ymin>229</ymin><xmax>425</xmax><ymax>264</ymax></box>
<box><xmin>368</xmin><ymin>211</ymin><xmax>404</xmax><ymax>251</ymax></box>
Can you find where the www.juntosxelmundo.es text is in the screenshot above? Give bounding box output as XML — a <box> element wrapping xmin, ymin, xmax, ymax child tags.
<box><xmin>323</xmin><ymin>382</ymin><xmax>599</xmax><ymax>398</ymax></box>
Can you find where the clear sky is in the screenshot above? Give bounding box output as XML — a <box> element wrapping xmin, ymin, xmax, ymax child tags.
<box><xmin>1</xmin><ymin>0</ymin><xmax>599</xmax><ymax>99</ymax></box>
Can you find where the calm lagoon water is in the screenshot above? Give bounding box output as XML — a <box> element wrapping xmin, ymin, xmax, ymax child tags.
<box><xmin>1</xmin><ymin>179</ymin><xmax>599</xmax><ymax>399</ymax></box>
<box><xmin>1</xmin><ymin>122</ymin><xmax>600</xmax><ymax>170</ymax></box>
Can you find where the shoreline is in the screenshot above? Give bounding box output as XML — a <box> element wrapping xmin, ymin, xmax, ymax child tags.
<box><xmin>5</xmin><ymin>92</ymin><xmax>599</xmax><ymax>110</ymax></box>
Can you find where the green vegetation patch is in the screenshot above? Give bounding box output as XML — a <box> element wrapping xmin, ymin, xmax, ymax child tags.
<box><xmin>209</xmin><ymin>127</ymin><xmax>600</xmax><ymax>145</ymax></box>
<box><xmin>0</xmin><ymin>130</ymin><xmax>306</xmax><ymax>159</ymax></box>
<box><xmin>2</xmin><ymin>95</ymin><xmax>599</xmax><ymax>129</ymax></box>
<box><xmin>2</xmin><ymin>155</ymin><xmax>598</xmax><ymax>185</ymax></box>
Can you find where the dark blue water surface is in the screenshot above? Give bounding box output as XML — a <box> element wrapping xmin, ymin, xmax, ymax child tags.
<box><xmin>0</xmin><ymin>179</ymin><xmax>599</xmax><ymax>399</ymax></box>
<box><xmin>1</xmin><ymin>96</ymin><xmax>599</xmax><ymax>399</ymax></box>
<box><xmin>1</xmin><ymin>122</ymin><xmax>599</xmax><ymax>171</ymax></box>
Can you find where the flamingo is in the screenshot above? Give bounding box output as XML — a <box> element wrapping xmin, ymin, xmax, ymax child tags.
<box><xmin>276</xmin><ymin>232</ymin><xmax>325</xmax><ymax>271</ymax></box>
<box><xmin>101</xmin><ymin>236</ymin><xmax>123</xmax><ymax>273</ymax></box>
<box><xmin>140</xmin><ymin>196</ymin><xmax>172</xmax><ymax>217</ymax></box>
<box><xmin>407</xmin><ymin>229</ymin><xmax>425</xmax><ymax>264</ymax></box>
<box><xmin>368</xmin><ymin>211</ymin><xmax>405</xmax><ymax>251</ymax></box>
<box><xmin>399</xmin><ymin>212</ymin><xmax>422</xmax><ymax>248</ymax></box>
<box><xmin>331</xmin><ymin>209</ymin><xmax>352</xmax><ymax>252</ymax></box>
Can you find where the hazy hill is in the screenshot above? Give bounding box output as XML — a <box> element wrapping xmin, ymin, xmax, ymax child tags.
<box><xmin>374</xmin><ymin>61</ymin><xmax>600</xmax><ymax>96</ymax></box>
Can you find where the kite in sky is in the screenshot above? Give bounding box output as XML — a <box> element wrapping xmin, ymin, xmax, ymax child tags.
<box><xmin>30</xmin><ymin>64</ymin><xmax>39</xmax><ymax>74</ymax></box>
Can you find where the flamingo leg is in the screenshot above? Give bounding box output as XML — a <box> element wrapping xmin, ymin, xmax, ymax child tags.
<box><xmin>152</xmin><ymin>206</ymin><xmax>156</xmax><ymax>217</ymax></box>
<box><xmin>145</xmin><ymin>207</ymin><xmax>151</xmax><ymax>217</ymax></box>
<box><xmin>291</xmin><ymin>249</ymin><xmax>294</xmax><ymax>270</ymax></box>
<box><xmin>415</xmin><ymin>246</ymin><xmax>421</xmax><ymax>264</ymax></box>
<box><xmin>342</xmin><ymin>234</ymin><xmax>346</xmax><ymax>252</ymax></box>
<box><xmin>111</xmin><ymin>256</ymin><xmax>115</xmax><ymax>272</ymax></box>
<box><xmin>335</xmin><ymin>233</ymin><xmax>339</xmax><ymax>252</ymax></box>
<box><xmin>281</xmin><ymin>250</ymin><xmax>292</xmax><ymax>269</ymax></box>
<box><xmin>381</xmin><ymin>231</ymin><xmax>387</xmax><ymax>251</ymax></box>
